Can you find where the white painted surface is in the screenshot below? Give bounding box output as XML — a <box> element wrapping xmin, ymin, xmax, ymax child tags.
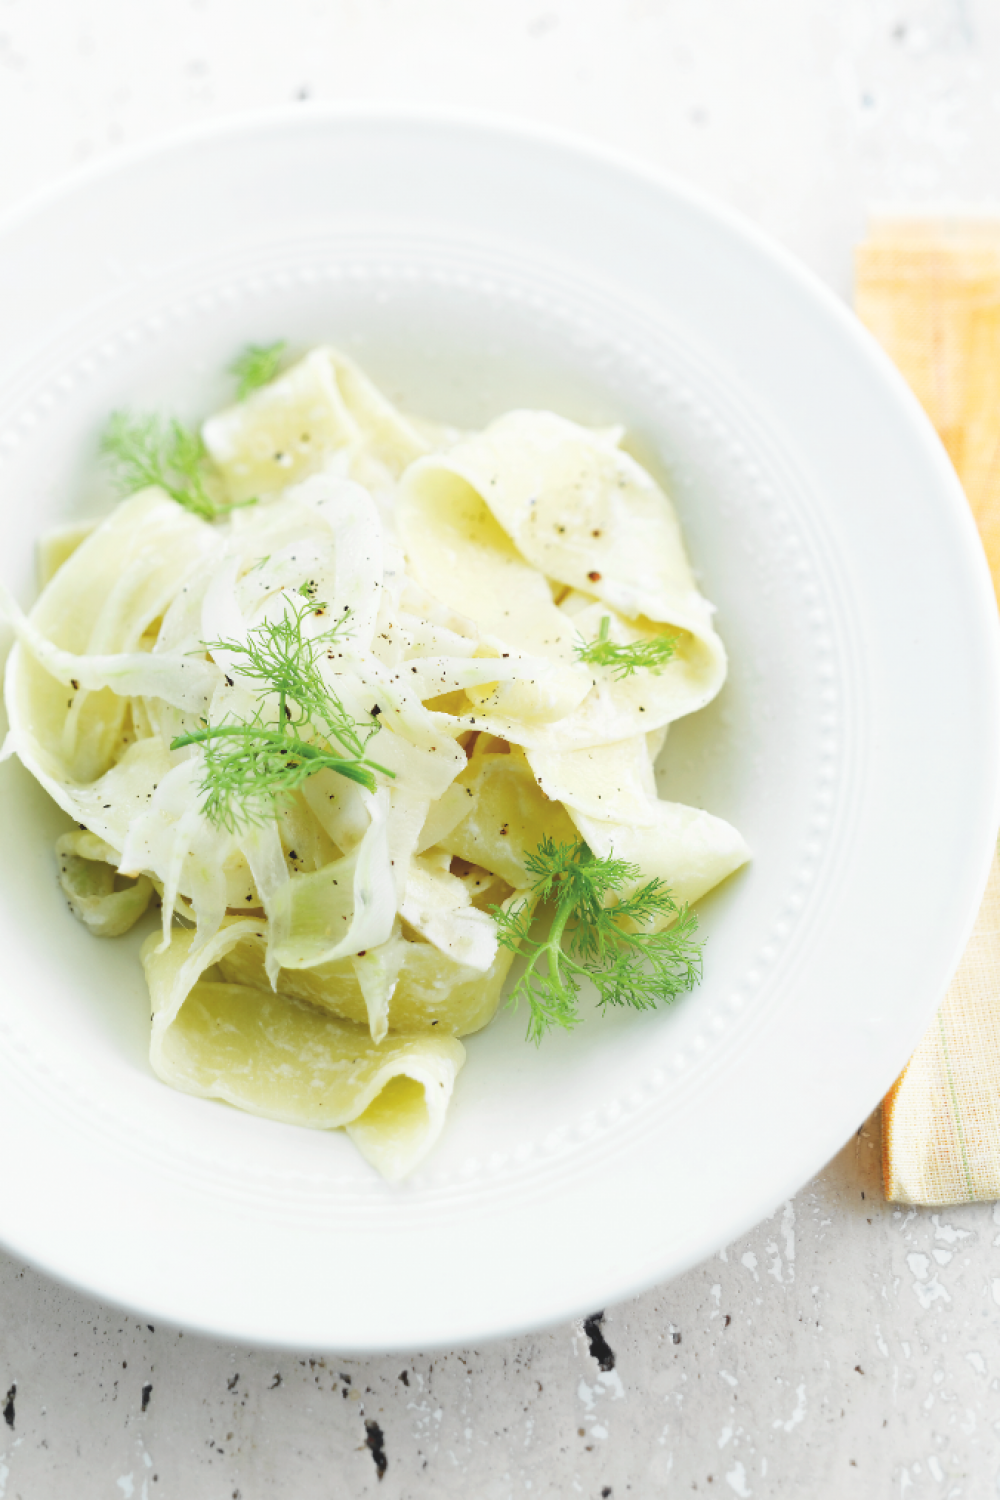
<box><xmin>1</xmin><ymin>1</ymin><xmax>999</xmax><ymax>1493</ymax></box>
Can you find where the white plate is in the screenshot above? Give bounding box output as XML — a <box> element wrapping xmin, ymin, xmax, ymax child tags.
<box><xmin>0</xmin><ymin>108</ymin><xmax>997</xmax><ymax>1352</ymax></box>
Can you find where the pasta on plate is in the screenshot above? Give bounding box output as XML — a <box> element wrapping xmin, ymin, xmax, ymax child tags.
<box><xmin>1</xmin><ymin>345</ymin><xmax>749</xmax><ymax>1180</ymax></box>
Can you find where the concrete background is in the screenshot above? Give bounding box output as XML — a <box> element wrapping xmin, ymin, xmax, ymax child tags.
<box><xmin>1</xmin><ymin>2</ymin><xmax>999</xmax><ymax>1495</ymax></box>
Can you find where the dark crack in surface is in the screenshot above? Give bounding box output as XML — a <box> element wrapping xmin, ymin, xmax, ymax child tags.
<box><xmin>365</xmin><ymin>1418</ymin><xmax>388</xmax><ymax>1480</ymax></box>
<box><xmin>583</xmin><ymin>1311</ymin><xmax>616</xmax><ymax>1372</ymax></box>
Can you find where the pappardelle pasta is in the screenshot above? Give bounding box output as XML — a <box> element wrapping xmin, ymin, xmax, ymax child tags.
<box><xmin>1</xmin><ymin>345</ymin><xmax>749</xmax><ymax>1180</ymax></box>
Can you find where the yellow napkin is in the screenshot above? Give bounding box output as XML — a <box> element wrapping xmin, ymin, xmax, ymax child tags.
<box><xmin>856</xmin><ymin>218</ymin><xmax>1000</xmax><ymax>1205</ymax></box>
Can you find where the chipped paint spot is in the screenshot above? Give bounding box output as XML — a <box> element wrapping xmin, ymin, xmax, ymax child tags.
<box><xmin>781</xmin><ymin>1201</ymin><xmax>796</xmax><ymax>1274</ymax></box>
<box><xmin>773</xmin><ymin>1383</ymin><xmax>807</xmax><ymax>1433</ymax></box>
<box><xmin>932</xmin><ymin>1215</ymin><xmax>970</xmax><ymax>1245</ymax></box>
<box><xmin>726</xmin><ymin>1459</ymin><xmax>752</xmax><ymax>1496</ymax></box>
<box><xmin>906</xmin><ymin>1254</ymin><xmax>950</xmax><ymax>1308</ymax></box>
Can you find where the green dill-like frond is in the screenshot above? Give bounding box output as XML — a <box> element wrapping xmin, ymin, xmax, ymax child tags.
<box><xmin>101</xmin><ymin>410</ymin><xmax>246</xmax><ymax>521</ymax></box>
<box><xmin>493</xmin><ymin>892</ymin><xmax>581</xmax><ymax>1044</ymax></box>
<box><xmin>573</xmin><ymin>895</ymin><xmax>703</xmax><ymax>1012</ymax></box>
<box><xmin>491</xmin><ymin>892</ymin><xmax>537</xmax><ymax>952</ymax></box>
<box><xmin>195</xmin><ymin>719</ymin><xmax>380</xmax><ymax>833</ymax></box>
<box><xmin>574</xmin><ymin>615</ymin><xmax>677</xmax><ymax>680</ymax></box>
<box><xmin>493</xmin><ymin>836</ymin><xmax>703</xmax><ymax>1043</ymax></box>
<box><xmin>171</xmin><ymin>589</ymin><xmax>392</xmax><ymax>832</ymax></box>
<box><xmin>229</xmin><ymin>341</ymin><xmax>287</xmax><ymax>400</ymax></box>
<box><xmin>205</xmin><ymin>587</ymin><xmax>368</xmax><ymax>750</ymax></box>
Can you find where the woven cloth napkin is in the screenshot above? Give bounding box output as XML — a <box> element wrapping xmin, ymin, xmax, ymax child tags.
<box><xmin>856</xmin><ymin>218</ymin><xmax>1000</xmax><ymax>1205</ymax></box>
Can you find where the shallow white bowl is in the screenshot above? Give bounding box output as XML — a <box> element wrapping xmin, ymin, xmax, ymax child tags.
<box><xmin>0</xmin><ymin>108</ymin><xmax>997</xmax><ymax>1352</ymax></box>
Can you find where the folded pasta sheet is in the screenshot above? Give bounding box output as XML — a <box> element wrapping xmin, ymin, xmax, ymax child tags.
<box><xmin>144</xmin><ymin>924</ymin><xmax>465</xmax><ymax>1181</ymax></box>
<box><xmin>2</xmin><ymin>344</ymin><xmax>749</xmax><ymax>1179</ymax></box>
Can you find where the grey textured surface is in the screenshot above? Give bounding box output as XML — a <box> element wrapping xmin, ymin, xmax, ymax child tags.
<box><xmin>2</xmin><ymin>1118</ymin><xmax>998</xmax><ymax>1497</ymax></box>
<box><xmin>1</xmin><ymin>2</ymin><xmax>1000</xmax><ymax>1495</ymax></box>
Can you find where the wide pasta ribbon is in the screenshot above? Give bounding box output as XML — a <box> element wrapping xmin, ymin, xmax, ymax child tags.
<box><xmin>143</xmin><ymin>922</ymin><xmax>466</xmax><ymax>1182</ymax></box>
<box><xmin>397</xmin><ymin>411</ymin><xmax>726</xmax><ymax>749</ymax></box>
